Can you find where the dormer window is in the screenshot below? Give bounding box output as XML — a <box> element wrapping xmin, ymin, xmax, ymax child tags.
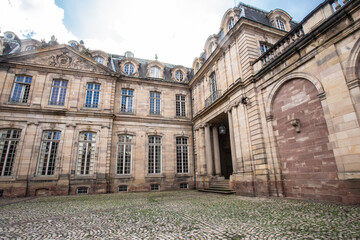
<box><xmin>175</xmin><ymin>70</ymin><xmax>184</xmax><ymax>82</ymax></box>
<box><xmin>124</xmin><ymin>63</ymin><xmax>135</xmax><ymax>75</ymax></box>
<box><xmin>94</xmin><ymin>56</ymin><xmax>104</xmax><ymax>64</ymax></box>
<box><xmin>228</xmin><ymin>17</ymin><xmax>235</xmax><ymax>30</ymax></box>
<box><xmin>209</xmin><ymin>42</ymin><xmax>215</xmax><ymax>55</ymax></box>
<box><xmin>150</xmin><ymin>67</ymin><xmax>161</xmax><ymax>78</ymax></box>
<box><xmin>125</xmin><ymin>51</ymin><xmax>134</xmax><ymax>58</ymax></box>
<box><xmin>276</xmin><ymin>19</ymin><xmax>286</xmax><ymax>31</ymax></box>
<box><xmin>25</xmin><ymin>46</ymin><xmax>35</xmax><ymax>51</ymax></box>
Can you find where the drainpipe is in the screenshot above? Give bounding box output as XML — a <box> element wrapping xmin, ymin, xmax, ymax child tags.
<box><xmin>190</xmin><ymin>87</ymin><xmax>196</xmax><ymax>190</ymax></box>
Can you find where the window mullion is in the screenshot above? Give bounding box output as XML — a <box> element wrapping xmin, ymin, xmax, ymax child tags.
<box><xmin>45</xmin><ymin>141</ymin><xmax>52</xmax><ymax>175</ymax></box>
<box><xmin>122</xmin><ymin>144</ymin><xmax>126</xmax><ymax>174</ymax></box>
<box><xmin>2</xmin><ymin>140</ymin><xmax>11</xmax><ymax>176</ymax></box>
<box><xmin>84</xmin><ymin>142</ymin><xmax>89</xmax><ymax>175</ymax></box>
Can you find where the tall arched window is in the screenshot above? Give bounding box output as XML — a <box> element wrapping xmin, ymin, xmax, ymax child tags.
<box><xmin>0</xmin><ymin>129</ymin><xmax>21</xmax><ymax>176</ymax></box>
<box><xmin>77</xmin><ymin>132</ymin><xmax>96</xmax><ymax>175</ymax></box>
<box><xmin>37</xmin><ymin>131</ymin><xmax>61</xmax><ymax>176</ymax></box>
<box><xmin>117</xmin><ymin>135</ymin><xmax>133</xmax><ymax>175</ymax></box>
<box><xmin>210</xmin><ymin>72</ymin><xmax>218</xmax><ymax>100</ymax></box>
<box><xmin>148</xmin><ymin>136</ymin><xmax>161</xmax><ymax>174</ymax></box>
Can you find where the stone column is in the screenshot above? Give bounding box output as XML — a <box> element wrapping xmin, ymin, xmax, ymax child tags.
<box><xmin>212</xmin><ymin>125</ymin><xmax>221</xmax><ymax>176</ymax></box>
<box><xmin>199</xmin><ymin>126</ymin><xmax>207</xmax><ymax>175</ymax></box>
<box><xmin>204</xmin><ymin>124</ymin><xmax>213</xmax><ymax>176</ymax></box>
<box><xmin>227</xmin><ymin>109</ymin><xmax>237</xmax><ymax>173</ymax></box>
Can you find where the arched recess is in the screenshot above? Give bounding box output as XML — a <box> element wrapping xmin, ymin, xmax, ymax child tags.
<box><xmin>266</xmin><ymin>72</ymin><xmax>325</xmax><ymax>118</ymax></box>
<box><xmin>270</xmin><ymin>77</ymin><xmax>339</xmax><ymax>201</ymax></box>
<box><xmin>345</xmin><ymin>38</ymin><xmax>360</xmax><ymax>123</ymax></box>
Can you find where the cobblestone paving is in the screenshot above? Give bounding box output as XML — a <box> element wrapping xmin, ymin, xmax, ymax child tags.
<box><xmin>0</xmin><ymin>191</ymin><xmax>359</xmax><ymax>239</ymax></box>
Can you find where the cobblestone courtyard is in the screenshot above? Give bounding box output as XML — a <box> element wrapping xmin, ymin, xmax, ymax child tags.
<box><xmin>0</xmin><ymin>191</ymin><xmax>359</xmax><ymax>239</ymax></box>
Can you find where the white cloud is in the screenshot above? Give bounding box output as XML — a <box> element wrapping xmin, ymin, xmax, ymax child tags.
<box><xmin>72</xmin><ymin>0</ymin><xmax>234</xmax><ymax>67</ymax></box>
<box><xmin>0</xmin><ymin>0</ymin><xmax>323</xmax><ymax>67</ymax></box>
<box><xmin>0</xmin><ymin>0</ymin><xmax>75</xmax><ymax>43</ymax></box>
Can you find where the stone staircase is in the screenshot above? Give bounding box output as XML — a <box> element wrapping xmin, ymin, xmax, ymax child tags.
<box><xmin>198</xmin><ymin>180</ymin><xmax>235</xmax><ymax>195</ymax></box>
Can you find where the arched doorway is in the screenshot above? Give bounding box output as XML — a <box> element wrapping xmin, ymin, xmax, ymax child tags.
<box><xmin>272</xmin><ymin>79</ymin><xmax>339</xmax><ymax>201</ymax></box>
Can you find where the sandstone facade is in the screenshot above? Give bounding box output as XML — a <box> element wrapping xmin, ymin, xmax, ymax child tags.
<box><xmin>0</xmin><ymin>0</ymin><xmax>359</xmax><ymax>204</ymax></box>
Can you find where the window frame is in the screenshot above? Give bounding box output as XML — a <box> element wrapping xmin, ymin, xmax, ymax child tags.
<box><xmin>176</xmin><ymin>137</ymin><xmax>189</xmax><ymax>174</ymax></box>
<box><xmin>49</xmin><ymin>79</ymin><xmax>68</xmax><ymax>106</ymax></box>
<box><xmin>9</xmin><ymin>75</ymin><xmax>32</xmax><ymax>104</ymax></box>
<box><xmin>76</xmin><ymin>132</ymin><xmax>97</xmax><ymax>175</ymax></box>
<box><xmin>228</xmin><ymin>17</ymin><xmax>235</xmax><ymax>31</ymax></box>
<box><xmin>0</xmin><ymin>129</ymin><xmax>21</xmax><ymax>177</ymax></box>
<box><xmin>84</xmin><ymin>83</ymin><xmax>101</xmax><ymax>108</ymax></box>
<box><xmin>120</xmin><ymin>89</ymin><xmax>134</xmax><ymax>113</ymax></box>
<box><xmin>148</xmin><ymin>136</ymin><xmax>162</xmax><ymax>174</ymax></box>
<box><xmin>150</xmin><ymin>66</ymin><xmax>161</xmax><ymax>78</ymax></box>
<box><xmin>276</xmin><ymin>19</ymin><xmax>286</xmax><ymax>31</ymax></box>
<box><xmin>124</xmin><ymin>63</ymin><xmax>135</xmax><ymax>75</ymax></box>
<box><xmin>94</xmin><ymin>56</ymin><xmax>104</xmax><ymax>64</ymax></box>
<box><xmin>36</xmin><ymin>130</ymin><xmax>61</xmax><ymax>176</ymax></box>
<box><xmin>175</xmin><ymin>95</ymin><xmax>186</xmax><ymax>117</ymax></box>
<box><xmin>116</xmin><ymin>134</ymin><xmax>133</xmax><ymax>175</ymax></box>
<box><xmin>150</xmin><ymin>184</ymin><xmax>160</xmax><ymax>191</ymax></box>
<box><xmin>149</xmin><ymin>91</ymin><xmax>161</xmax><ymax>115</ymax></box>
<box><xmin>175</xmin><ymin>70</ymin><xmax>185</xmax><ymax>82</ymax></box>
<box><xmin>76</xmin><ymin>187</ymin><xmax>88</xmax><ymax>194</ymax></box>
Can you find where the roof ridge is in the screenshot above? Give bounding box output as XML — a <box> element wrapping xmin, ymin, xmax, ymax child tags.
<box><xmin>238</xmin><ymin>1</ymin><xmax>269</xmax><ymax>15</ymax></box>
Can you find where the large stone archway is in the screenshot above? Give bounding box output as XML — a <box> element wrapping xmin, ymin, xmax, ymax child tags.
<box><xmin>272</xmin><ymin>79</ymin><xmax>339</xmax><ymax>201</ymax></box>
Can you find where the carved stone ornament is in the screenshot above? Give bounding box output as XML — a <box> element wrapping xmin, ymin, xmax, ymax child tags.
<box><xmin>290</xmin><ymin>118</ymin><xmax>301</xmax><ymax>133</ymax></box>
<box><xmin>49</xmin><ymin>52</ymin><xmax>72</xmax><ymax>67</ymax></box>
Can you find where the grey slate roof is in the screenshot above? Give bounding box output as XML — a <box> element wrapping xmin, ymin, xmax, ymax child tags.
<box><xmin>110</xmin><ymin>54</ymin><xmax>193</xmax><ymax>83</ymax></box>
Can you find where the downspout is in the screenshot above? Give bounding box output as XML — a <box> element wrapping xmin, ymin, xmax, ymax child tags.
<box><xmin>190</xmin><ymin>87</ymin><xmax>196</xmax><ymax>190</ymax></box>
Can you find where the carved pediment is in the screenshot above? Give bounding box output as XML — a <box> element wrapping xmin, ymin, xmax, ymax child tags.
<box><xmin>0</xmin><ymin>46</ymin><xmax>112</xmax><ymax>75</ymax></box>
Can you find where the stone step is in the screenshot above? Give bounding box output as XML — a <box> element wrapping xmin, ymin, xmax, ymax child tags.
<box><xmin>207</xmin><ymin>186</ymin><xmax>232</xmax><ymax>191</ymax></box>
<box><xmin>198</xmin><ymin>189</ymin><xmax>236</xmax><ymax>194</ymax></box>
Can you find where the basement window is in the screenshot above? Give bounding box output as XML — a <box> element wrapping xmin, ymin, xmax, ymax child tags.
<box><xmin>150</xmin><ymin>184</ymin><xmax>160</xmax><ymax>191</ymax></box>
<box><xmin>118</xmin><ymin>185</ymin><xmax>128</xmax><ymax>192</ymax></box>
<box><xmin>76</xmin><ymin>187</ymin><xmax>88</xmax><ymax>194</ymax></box>
<box><xmin>0</xmin><ymin>190</ymin><xmax>3</xmax><ymax>197</ymax></box>
<box><xmin>180</xmin><ymin>183</ymin><xmax>188</xmax><ymax>189</ymax></box>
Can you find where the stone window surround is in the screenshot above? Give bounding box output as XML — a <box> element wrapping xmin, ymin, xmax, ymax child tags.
<box><xmin>149</xmin><ymin>91</ymin><xmax>162</xmax><ymax>116</ymax></box>
<box><xmin>173</xmin><ymin>134</ymin><xmax>192</xmax><ymax>177</ymax></box>
<box><xmin>145</xmin><ymin>132</ymin><xmax>165</xmax><ymax>177</ymax></box>
<box><xmin>120</xmin><ymin>88</ymin><xmax>134</xmax><ymax>114</ymax></box>
<box><xmin>90</xmin><ymin>50</ymin><xmax>109</xmax><ymax>66</ymax></box>
<box><xmin>116</xmin><ymin>134</ymin><xmax>134</xmax><ymax>175</ymax></box>
<box><xmin>74</xmin><ymin>129</ymin><xmax>99</xmax><ymax>178</ymax></box>
<box><xmin>0</xmin><ymin>129</ymin><xmax>21</xmax><ymax>177</ymax></box>
<box><xmin>175</xmin><ymin>94</ymin><xmax>187</xmax><ymax>117</ymax></box>
<box><xmin>0</xmin><ymin>122</ymin><xmax>27</xmax><ymax>181</ymax></box>
<box><xmin>171</xmin><ymin>66</ymin><xmax>188</xmax><ymax>82</ymax></box>
<box><xmin>219</xmin><ymin>7</ymin><xmax>241</xmax><ymax>35</ymax></box>
<box><xmin>45</xmin><ymin>74</ymin><xmax>71</xmax><ymax>110</ymax></box>
<box><xmin>36</xmin><ymin>130</ymin><xmax>61</xmax><ymax>176</ymax></box>
<box><xmin>119</xmin><ymin>58</ymin><xmax>140</xmax><ymax>77</ymax></box>
<box><xmin>29</xmin><ymin>125</ymin><xmax>65</xmax><ymax>181</ymax></box>
<box><xmin>147</xmin><ymin>61</ymin><xmax>165</xmax><ymax>79</ymax></box>
<box><xmin>204</xmin><ymin>35</ymin><xmax>218</xmax><ymax>60</ymax></box>
<box><xmin>8</xmin><ymin>73</ymin><xmax>34</xmax><ymax>106</ymax></box>
<box><xmin>80</xmin><ymin>79</ymin><xmax>102</xmax><ymax>111</ymax></box>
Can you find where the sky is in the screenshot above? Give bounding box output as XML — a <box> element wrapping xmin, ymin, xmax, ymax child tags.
<box><xmin>1</xmin><ymin>0</ymin><xmax>324</xmax><ymax>67</ymax></box>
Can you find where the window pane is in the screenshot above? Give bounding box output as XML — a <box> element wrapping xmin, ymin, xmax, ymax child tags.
<box><xmin>0</xmin><ymin>129</ymin><xmax>21</xmax><ymax>176</ymax></box>
<box><xmin>77</xmin><ymin>132</ymin><xmax>96</xmax><ymax>175</ymax></box>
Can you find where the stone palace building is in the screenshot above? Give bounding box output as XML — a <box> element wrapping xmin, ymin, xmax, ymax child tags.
<box><xmin>0</xmin><ymin>0</ymin><xmax>359</xmax><ymax>204</ymax></box>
